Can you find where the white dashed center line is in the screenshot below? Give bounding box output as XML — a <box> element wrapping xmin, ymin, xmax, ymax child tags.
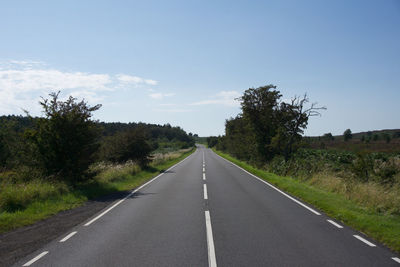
<box><xmin>23</xmin><ymin>251</ymin><xmax>49</xmax><ymax>266</ymax></box>
<box><xmin>204</xmin><ymin>184</ymin><xmax>208</xmax><ymax>200</ymax></box>
<box><xmin>205</xmin><ymin>211</ymin><xmax>217</xmax><ymax>267</ymax></box>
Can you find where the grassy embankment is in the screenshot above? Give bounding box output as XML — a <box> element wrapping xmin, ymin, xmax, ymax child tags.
<box><xmin>214</xmin><ymin>149</ymin><xmax>400</xmax><ymax>254</ymax></box>
<box><xmin>0</xmin><ymin>148</ymin><xmax>194</xmax><ymax>233</ymax></box>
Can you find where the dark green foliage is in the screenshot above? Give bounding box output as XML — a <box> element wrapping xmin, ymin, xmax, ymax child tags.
<box><xmin>381</xmin><ymin>133</ymin><xmax>391</xmax><ymax>143</ymax></box>
<box><xmin>264</xmin><ymin>148</ymin><xmax>399</xmax><ymax>185</ymax></box>
<box><xmin>27</xmin><ymin>92</ymin><xmax>102</xmax><ymax>183</ymax></box>
<box><xmin>218</xmin><ymin>85</ymin><xmax>325</xmax><ymax>163</ymax></box>
<box><xmin>343</xmin><ymin>129</ymin><xmax>352</xmax><ymax>141</ymax></box>
<box><xmin>98</xmin><ymin>129</ymin><xmax>152</xmax><ymax>167</ymax></box>
<box><xmin>206</xmin><ymin>136</ymin><xmax>219</xmax><ymax>148</ymax></box>
<box><xmin>323</xmin><ymin>133</ymin><xmax>334</xmax><ymax>141</ymax></box>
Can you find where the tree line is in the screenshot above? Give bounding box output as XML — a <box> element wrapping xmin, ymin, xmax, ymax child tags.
<box><xmin>207</xmin><ymin>85</ymin><xmax>325</xmax><ymax>164</ymax></box>
<box><xmin>0</xmin><ymin>92</ymin><xmax>194</xmax><ymax>184</ymax></box>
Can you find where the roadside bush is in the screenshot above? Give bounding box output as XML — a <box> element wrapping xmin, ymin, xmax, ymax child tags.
<box><xmin>351</xmin><ymin>152</ymin><xmax>373</xmax><ymax>182</ymax></box>
<box><xmin>27</xmin><ymin>92</ymin><xmax>102</xmax><ymax>184</ymax></box>
<box><xmin>98</xmin><ymin>129</ymin><xmax>152</xmax><ymax>167</ymax></box>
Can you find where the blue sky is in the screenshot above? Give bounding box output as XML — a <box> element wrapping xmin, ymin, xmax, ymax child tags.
<box><xmin>0</xmin><ymin>0</ymin><xmax>399</xmax><ymax>136</ymax></box>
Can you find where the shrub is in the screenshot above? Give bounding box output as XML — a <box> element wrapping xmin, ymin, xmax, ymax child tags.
<box><xmin>343</xmin><ymin>129</ymin><xmax>352</xmax><ymax>141</ymax></box>
<box><xmin>27</xmin><ymin>92</ymin><xmax>102</xmax><ymax>184</ymax></box>
<box><xmin>99</xmin><ymin>129</ymin><xmax>152</xmax><ymax>167</ymax></box>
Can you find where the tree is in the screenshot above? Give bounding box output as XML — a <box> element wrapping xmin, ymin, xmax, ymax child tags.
<box><xmin>239</xmin><ymin>86</ymin><xmax>325</xmax><ymax>161</ymax></box>
<box><xmin>323</xmin><ymin>133</ymin><xmax>334</xmax><ymax>141</ymax></box>
<box><xmin>206</xmin><ymin>136</ymin><xmax>219</xmax><ymax>148</ymax></box>
<box><xmin>99</xmin><ymin>129</ymin><xmax>152</xmax><ymax>166</ymax></box>
<box><xmin>276</xmin><ymin>95</ymin><xmax>325</xmax><ymax>160</ymax></box>
<box><xmin>343</xmin><ymin>129</ymin><xmax>352</xmax><ymax>141</ymax></box>
<box><xmin>27</xmin><ymin>92</ymin><xmax>102</xmax><ymax>183</ymax></box>
<box><xmin>239</xmin><ymin>85</ymin><xmax>282</xmax><ymax>161</ymax></box>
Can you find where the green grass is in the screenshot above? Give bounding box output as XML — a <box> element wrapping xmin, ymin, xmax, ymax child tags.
<box><xmin>214</xmin><ymin>149</ymin><xmax>400</xmax><ymax>254</ymax></box>
<box><xmin>0</xmin><ymin>148</ymin><xmax>194</xmax><ymax>233</ymax></box>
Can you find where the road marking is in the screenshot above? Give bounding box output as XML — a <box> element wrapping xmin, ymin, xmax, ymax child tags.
<box><xmin>353</xmin><ymin>235</ymin><xmax>376</xmax><ymax>247</ymax></box>
<box><xmin>327</xmin><ymin>220</ymin><xmax>343</xmax><ymax>229</ymax></box>
<box><xmin>215</xmin><ymin>153</ymin><xmax>321</xmax><ymax>215</ymax></box>
<box><xmin>204</xmin><ymin>184</ymin><xmax>208</xmax><ymax>200</ymax></box>
<box><xmin>203</xmin><ymin>173</ymin><xmax>206</xmax><ymax>180</ymax></box>
<box><xmin>205</xmin><ymin>211</ymin><xmax>217</xmax><ymax>267</ymax></box>
<box><xmin>23</xmin><ymin>251</ymin><xmax>48</xmax><ymax>266</ymax></box>
<box><xmin>203</xmin><ymin>151</ymin><xmax>205</xmax><ymax>162</ymax></box>
<box><xmin>203</xmin><ymin>167</ymin><xmax>205</xmax><ymax>172</ymax></box>
<box><xmin>392</xmin><ymin>257</ymin><xmax>400</xmax><ymax>264</ymax></box>
<box><xmin>59</xmin><ymin>231</ymin><xmax>77</xmax><ymax>242</ymax></box>
<box><xmin>84</xmin><ymin>151</ymin><xmax>194</xmax><ymax>226</ymax></box>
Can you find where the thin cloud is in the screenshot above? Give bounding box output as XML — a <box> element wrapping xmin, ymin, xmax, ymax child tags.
<box><xmin>0</xmin><ymin>60</ymin><xmax>158</xmax><ymax>115</ymax></box>
<box><xmin>190</xmin><ymin>91</ymin><xmax>241</xmax><ymax>107</ymax></box>
<box><xmin>154</xmin><ymin>108</ymin><xmax>192</xmax><ymax>113</ymax></box>
<box><xmin>149</xmin><ymin>92</ymin><xmax>175</xmax><ymax>99</ymax></box>
<box><xmin>117</xmin><ymin>74</ymin><xmax>158</xmax><ymax>86</ymax></box>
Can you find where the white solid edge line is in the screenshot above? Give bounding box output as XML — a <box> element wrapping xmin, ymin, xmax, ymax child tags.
<box><xmin>204</xmin><ymin>184</ymin><xmax>208</xmax><ymax>200</ymax></box>
<box><xmin>327</xmin><ymin>220</ymin><xmax>343</xmax><ymax>229</ymax></box>
<box><xmin>215</xmin><ymin>153</ymin><xmax>321</xmax><ymax>215</ymax></box>
<box><xmin>22</xmin><ymin>251</ymin><xmax>49</xmax><ymax>266</ymax></box>
<box><xmin>353</xmin><ymin>235</ymin><xmax>376</xmax><ymax>247</ymax></box>
<box><xmin>392</xmin><ymin>257</ymin><xmax>400</xmax><ymax>264</ymax></box>
<box><xmin>84</xmin><ymin>150</ymin><xmax>195</xmax><ymax>226</ymax></box>
<box><xmin>203</xmin><ymin>173</ymin><xmax>206</xmax><ymax>180</ymax></box>
<box><xmin>59</xmin><ymin>231</ymin><xmax>77</xmax><ymax>242</ymax></box>
<box><xmin>205</xmin><ymin>211</ymin><xmax>217</xmax><ymax>267</ymax></box>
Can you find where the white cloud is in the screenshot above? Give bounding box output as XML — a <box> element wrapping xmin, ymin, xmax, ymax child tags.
<box><xmin>117</xmin><ymin>74</ymin><xmax>158</xmax><ymax>86</ymax></box>
<box><xmin>190</xmin><ymin>90</ymin><xmax>241</xmax><ymax>107</ymax></box>
<box><xmin>0</xmin><ymin>60</ymin><xmax>158</xmax><ymax>115</ymax></box>
<box><xmin>149</xmin><ymin>92</ymin><xmax>175</xmax><ymax>99</ymax></box>
<box><xmin>154</xmin><ymin>108</ymin><xmax>192</xmax><ymax>113</ymax></box>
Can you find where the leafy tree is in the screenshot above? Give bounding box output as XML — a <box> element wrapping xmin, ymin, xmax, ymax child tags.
<box><xmin>275</xmin><ymin>95</ymin><xmax>325</xmax><ymax>160</ymax></box>
<box><xmin>239</xmin><ymin>85</ymin><xmax>282</xmax><ymax>161</ymax></box>
<box><xmin>343</xmin><ymin>129</ymin><xmax>352</xmax><ymax>141</ymax></box>
<box><xmin>27</xmin><ymin>92</ymin><xmax>102</xmax><ymax>183</ymax></box>
<box><xmin>99</xmin><ymin>129</ymin><xmax>152</xmax><ymax>166</ymax></box>
<box><xmin>323</xmin><ymin>133</ymin><xmax>334</xmax><ymax>141</ymax></box>
<box><xmin>373</xmin><ymin>134</ymin><xmax>379</xmax><ymax>141</ymax></box>
<box><xmin>206</xmin><ymin>136</ymin><xmax>219</xmax><ymax>148</ymax></box>
<box><xmin>239</xmin><ymin>86</ymin><xmax>324</xmax><ymax>161</ymax></box>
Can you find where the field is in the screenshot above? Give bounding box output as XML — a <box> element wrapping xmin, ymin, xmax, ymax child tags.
<box><xmin>306</xmin><ymin>129</ymin><xmax>400</xmax><ymax>153</ymax></box>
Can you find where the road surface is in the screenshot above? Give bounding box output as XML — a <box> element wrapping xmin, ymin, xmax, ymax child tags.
<box><xmin>14</xmin><ymin>146</ymin><xmax>399</xmax><ymax>266</ymax></box>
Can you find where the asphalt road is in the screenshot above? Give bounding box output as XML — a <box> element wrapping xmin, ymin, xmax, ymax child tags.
<box><xmin>13</xmin><ymin>146</ymin><xmax>399</xmax><ymax>266</ymax></box>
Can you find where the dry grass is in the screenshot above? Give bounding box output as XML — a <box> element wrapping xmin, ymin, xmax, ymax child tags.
<box><xmin>151</xmin><ymin>148</ymin><xmax>192</xmax><ymax>165</ymax></box>
<box><xmin>308</xmin><ymin>172</ymin><xmax>400</xmax><ymax>215</ymax></box>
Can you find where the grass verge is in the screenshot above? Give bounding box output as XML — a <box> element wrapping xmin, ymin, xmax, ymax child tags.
<box><xmin>0</xmin><ymin>148</ymin><xmax>194</xmax><ymax>234</ymax></box>
<box><xmin>214</xmin><ymin>149</ymin><xmax>400</xmax><ymax>254</ymax></box>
